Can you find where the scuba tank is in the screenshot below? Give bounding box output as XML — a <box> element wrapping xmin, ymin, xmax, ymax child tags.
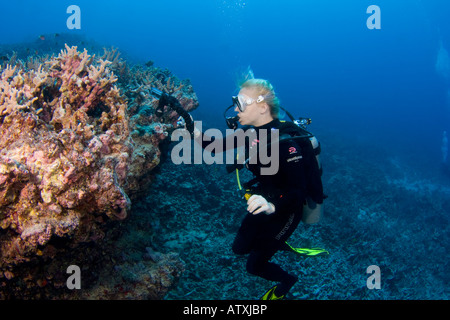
<box><xmin>283</xmin><ymin>122</ymin><xmax>324</xmax><ymax>224</ymax></box>
<box><xmin>275</xmin><ymin>113</ymin><xmax>325</xmax><ymax>224</ymax></box>
<box><xmin>302</xmin><ymin>134</ymin><xmax>323</xmax><ymax>224</ymax></box>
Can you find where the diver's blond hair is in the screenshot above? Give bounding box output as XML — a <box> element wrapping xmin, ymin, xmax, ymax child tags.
<box><xmin>240</xmin><ymin>79</ymin><xmax>280</xmax><ymax>118</ymax></box>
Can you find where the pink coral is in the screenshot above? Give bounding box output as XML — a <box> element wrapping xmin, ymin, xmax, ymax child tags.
<box><xmin>0</xmin><ymin>45</ymin><xmax>132</xmax><ymax>271</ymax></box>
<box><xmin>0</xmin><ymin>44</ymin><xmax>198</xmax><ymax>298</ymax></box>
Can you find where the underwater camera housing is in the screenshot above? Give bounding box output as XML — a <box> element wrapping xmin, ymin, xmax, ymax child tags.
<box><xmin>149</xmin><ymin>87</ymin><xmax>195</xmax><ymax>136</ymax></box>
<box><xmin>150</xmin><ymin>87</ymin><xmax>164</xmax><ymax>118</ymax></box>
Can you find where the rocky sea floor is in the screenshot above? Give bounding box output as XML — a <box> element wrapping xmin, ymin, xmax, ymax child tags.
<box><xmin>119</xmin><ymin>131</ymin><xmax>450</xmax><ymax>300</ymax></box>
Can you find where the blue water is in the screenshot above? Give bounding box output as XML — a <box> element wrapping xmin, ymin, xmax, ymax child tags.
<box><xmin>1</xmin><ymin>0</ymin><xmax>449</xmax><ymax>300</ymax></box>
<box><xmin>2</xmin><ymin>1</ymin><xmax>450</xmax><ymax>153</ymax></box>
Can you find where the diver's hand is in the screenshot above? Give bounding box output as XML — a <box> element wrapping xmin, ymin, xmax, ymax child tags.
<box><xmin>192</xmin><ymin>126</ymin><xmax>201</xmax><ymax>139</ymax></box>
<box><xmin>189</xmin><ymin>118</ymin><xmax>201</xmax><ymax>139</ymax></box>
<box><xmin>247</xmin><ymin>195</ymin><xmax>275</xmax><ymax>215</ymax></box>
<box><xmin>181</xmin><ymin>115</ymin><xmax>201</xmax><ymax>138</ymax></box>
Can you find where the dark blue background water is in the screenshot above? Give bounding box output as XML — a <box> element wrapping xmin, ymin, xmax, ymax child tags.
<box><xmin>2</xmin><ymin>1</ymin><xmax>449</xmax><ymax>149</ymax></box>
<box><xmin>1</xmin><ymin>0</ymin><xmax>449</xmax><ymax>300</ymax></box>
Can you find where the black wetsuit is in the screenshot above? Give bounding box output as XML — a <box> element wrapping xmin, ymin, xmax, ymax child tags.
<box><xmin>202</xmin><ymin>119</ymin><xmax>324</xmax><ymax>297</ymax></box>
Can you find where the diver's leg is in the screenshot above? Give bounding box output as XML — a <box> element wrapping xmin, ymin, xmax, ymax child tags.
<box><xmin>251</xmin><ymin>211</ymin><xmax>302</xmax><ymax>298</ymax></box>
<box><xmin>232</xmin><ymin>213</ymin><xmax>267</xmax><ymax>255</ymax></box>
<box><xmin>246</xmin><ymin>245</ymin><xmax>298</xmax><ymax>297</ymax></box>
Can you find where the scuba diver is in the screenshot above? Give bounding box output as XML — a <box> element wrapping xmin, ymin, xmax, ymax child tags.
<box><xmin>192</xmin><ymin>79</ymin><xmax>326</xmax><ymax>300</ymax></box>
<box><xmin>150</xmin><ymin>79</ymin><xmax>327</xmax><ymax>300</ymax></box>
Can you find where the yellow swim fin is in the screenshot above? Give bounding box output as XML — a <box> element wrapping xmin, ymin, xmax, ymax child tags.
<box><xmin>260</xmin><ymin>285</ymin><xmax>285</xmax><ymax>300</ymax></box>
<box><xmin>285</xmin><ymin>242</ymin><xmax>329</xmax><ymax>256</ymax></box>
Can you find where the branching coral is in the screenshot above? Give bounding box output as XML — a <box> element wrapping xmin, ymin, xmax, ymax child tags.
<box><xmin>0</xmin><ymin>45</ymin><xmax>134</xmax><ymax>276</ymax></box>
<box><xmin>0</xmin><ymin>44</ymin><xmax>198</xmax><ymax>294</ymax></box>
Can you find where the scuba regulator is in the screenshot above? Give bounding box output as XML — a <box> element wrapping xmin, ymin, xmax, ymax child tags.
<box><xmin>150</xmin><ymin>87</ymin><xmax>195</xmax><ymax>136</ymax></box>
<box><xmin>224</xmin><ymin>105</ymin><xmax>240</xmax><ymax>130</ymax></box>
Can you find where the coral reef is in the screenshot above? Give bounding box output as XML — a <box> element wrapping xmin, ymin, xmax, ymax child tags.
<box><xmin>0</xmin><ymin>41</ymin><xmax>198</xmax><ymax>298</ymax></box>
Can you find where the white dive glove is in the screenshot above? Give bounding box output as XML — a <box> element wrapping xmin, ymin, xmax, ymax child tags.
<box><xmin>247</xmin><ymin>195</ymin><xmax>275</xmax><ymax>215</ymax></box>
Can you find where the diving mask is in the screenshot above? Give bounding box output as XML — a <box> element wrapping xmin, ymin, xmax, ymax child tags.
<box><xmin>232</xmin><ymin>94</ymin><xmax>266</xmax><ymax>112</ymax></box>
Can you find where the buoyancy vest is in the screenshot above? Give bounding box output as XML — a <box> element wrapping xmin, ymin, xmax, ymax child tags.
<box><xmin>236</xmin><ymin>120</ymin><xmax>325</xmax><ymax>224</ymax></box>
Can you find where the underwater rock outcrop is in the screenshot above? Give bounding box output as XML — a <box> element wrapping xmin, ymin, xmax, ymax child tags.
<box><xmin>0</xmin><ymin>43</ymin><xmax>198</xmax><ymax>298</ymax></box>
